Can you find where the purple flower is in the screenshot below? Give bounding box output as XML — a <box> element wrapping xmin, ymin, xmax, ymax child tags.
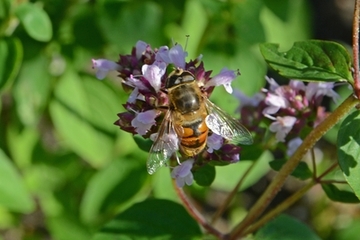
<box><xmin>155</xmin><ymin>44</ymin><xmax>188</xmax><ymax>68</ymax></box>
<box><xmin>269</xmin><ymin>116</ymin><xmax>297</xmax><ymax>142</ymax></box>
<box><xmin>131</xmin><ymin>110</ymin><xmax>158</xmax><ymax>135</ymax></box>
<box><xmin>263</xmin><ymin>93</ymin><xmax>290</xmax><ymax>115</ymax></box>
<box><xmin>205</xmin><ymin>68</ymin><xmax>239</xmax><ymax>94</ymax></box>
<box><xmin>141</xmin><ymin>61</ymin><xmax>167</xmax><ymax>92</ymax></box>
<box><xmin>92</xmin><ymin>59</ymin><xmax>121</xmax><ymax>80</ymax></box>
<box><xmin>207</xmin><ymin>133</ymin><xmax>223</xmax><ymax>153</ymax></box>
<box><xmin>286</xmin><ymin>137</ymin><xmax>303</xmax><ymax>157</ymax></box>
<box><xmin>171</xmin><ymin>159</ymin><xmax>194</xmax><ymax>188</ymax></box>
<box><xmin>135</xmin><ymin>40</ymin><xmax>149</xmax><ymax>59</ymax></box>
<box><xmin>233</xmin><ymin>89</ymin><xmax>264</xmax><ymax>112</ymax></box>
<box><xmin>305</xmin><ymin>82</ymin><xmax>339</xmax><ymax>102</ymax></box>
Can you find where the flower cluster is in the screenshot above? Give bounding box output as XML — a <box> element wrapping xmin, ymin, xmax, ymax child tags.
<box><xmin>92</xmin><ymin>41</ymin><xmax>242</xmax><ymax>187</ymax></box>
<box><xmin>236</xmin><ymin>77</ymin><xmax>338</xmax><ymax>156</ymax></box>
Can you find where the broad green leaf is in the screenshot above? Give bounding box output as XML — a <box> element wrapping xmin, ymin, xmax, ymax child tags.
<box><xmin>80</xmin><ymin>157</ymin><xmax>148</xmax><ymax>224</ymax></box>
<box><xmin>255</xmin><ymin>214</ymin><xmax>321</xmax><ymax>240</ymax></box>
<box><xmin>269</xmin><ymin>159</ymin><xmax>312</xmax><ymax>180</ymax></box>
<box><xmin>92</xmin><ymin>199</ymin><xmax>201</xmax><ymax>240</ymax></box>
<box><xmin>13</xmin><ymin>55</ymin><xmax>51</xmax><ymax>126</ymax></box>
<box><xmin>212</xmin><ymin>150</ymin><xmax>272</xmax><ymax>191</ymax></box>
<box><xmin>49</xmin><ymin>69</ymin><xmax>118</xmax><ymax>168</ymax></box>
<box><xmin>337</xmin><ymin>110</ymin><xmax>360</xmax><ymax>200</ymax></box>
<box><xmin>47</xmin><ymin>215</ymin><xmax>92</xmax><ymax>240</ymax></box>
<box><xmin>0</xmin><ymin>149</ymin><xmax>34</xmax><ymax>213</ymax></box>
<box><xmin>260</xmin><ymin>41</ymin><xmax>353</xmax><ymax>83</ymax></box>
<box><xmin>0</xmin><ymin>37</ymin><xmax>22</xmax><ymax>91</ymax></box>
<box><xmin>193</xmin><ymin>164</ymin><xmax>215</xmax><ymax>186</ymax></box>
<box><xmin>15</xmin><ymin>2</ymin><xmax>52</xmax><ymax>42</ymax></box>
<box><xmin>321</xmin><ymin>183</ymin><xmax>360</xmax><ymax>203</ymax></box>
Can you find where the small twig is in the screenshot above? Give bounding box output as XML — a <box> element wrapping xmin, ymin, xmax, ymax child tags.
<box><xmin>172</xmin><ymin>179</ymin><xmax>226</xmax><ymax>239</ymax></box>
<box><xmin>211</xmin><ymin>160</ymin><xmax>258</xmax><ymax>224</ymax></box>
<box><xmin>353</xmin><ymin>0</ymin><xmax>360</xmax><ymax>98</ymax></box>
<box><xmin>319</xmin><ymin>180</ymin><xmax>348</xmax><ymax>184</ymax></box>
<box><xmin>242</xmin><ymin>181</ymin><xmax>315</xmax><ymax>235</ymax></box>
<box><xmin>316</xmin><ymin>161</ymin><xmax>339</xmax><ymax>181</ymax></box>
<box><xmin>311</xmin><ymin>148</ymin><xmax>317</xmax><ymax>178</ymax></box>
<box><xmin>229</xmin><ymin>95</ymin><xmax>359</xmax><ymax>239</ymax></box>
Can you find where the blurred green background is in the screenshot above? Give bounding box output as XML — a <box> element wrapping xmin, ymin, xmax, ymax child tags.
<box><xmin>0</xmin><ymin>0</ymin><xmax>358</xmax><ymax>239</ymax></box>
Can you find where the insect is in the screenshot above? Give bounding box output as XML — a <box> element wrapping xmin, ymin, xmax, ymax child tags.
<box><xmin>147</xmin><ymin>68</ymin><xmax>253</xmax><ymax>174</ymax></box>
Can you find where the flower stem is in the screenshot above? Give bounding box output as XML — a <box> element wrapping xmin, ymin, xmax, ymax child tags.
<box><xmin>211</xmin><ymin>160</ymin><xmax>258</xmax><ymax>224</ymax></box>
<box><xmin>172</xmin><ymin>179</ymin><xmax>226</xmax><ymax>239</ymax></box>
<box><xmin>241</xmin><ymin>160</ymin><xmax>340</xmax><ymax>235</ymax></box>
<box><xmin>242</xmin><ymin>181</ymin><xmax>315</xmax><ymax>235</ymax></box>
<box><xmin>353</xmin><ymin>0</ymin><xmax>360</xmax><ymax>98</ymax></box>
<box><xmin>229</xmin><ymin>94</ymin><xmax>359</xmax><ymax>239</ymax></box>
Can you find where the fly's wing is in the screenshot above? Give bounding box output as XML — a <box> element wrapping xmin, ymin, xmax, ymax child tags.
<box><xmin>205</xmin><ymin>98</ymin><xmax>253</xmax><ymax>145</ymax></box>
<box><xmin>147</xmin><ymin>110</ymin><xmax>179</xmax><ymax>174</ymax></box>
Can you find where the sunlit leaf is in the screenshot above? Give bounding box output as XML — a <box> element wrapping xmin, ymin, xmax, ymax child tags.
<box><xmin>337</xmin><ymin>110</ymin><xmax>360</xmax><ymax>200</ymax></box>
<box><xmin>0</xmin><ymin>37</ymin><xmax>22</xmax><ymax>91</ymax></box>
<box><xmin>15</xmin><ymin>2</ymin><xmax>52</xmax><ymax>42</ymax></box>
<box><xmin>260</xmin><ymin>41</ymin><xmax>353</xmax><ymax>83</ymax></box>
<box><xmin>321</xmin><ymin>183</ymin><xmax>360</xmax><ymax>203</ymax></box>
<box><xmin>255</xmin><ymin>214</ymin><xmax>321</xmax><ymax>240</ymax></box>
<box><xmin>92</xmin><ymin>199</ymin><xmax>201</xmax><ymax>240</ymax></box>
<box><xmin>0</xmin><ymin>149</ymin><xmax>34</xmax><ymax>213</ymax></box>
<box><xmin>269</xmin><ymin>159</ymin><xmax>312</xmax><ymax>180</ymax></box>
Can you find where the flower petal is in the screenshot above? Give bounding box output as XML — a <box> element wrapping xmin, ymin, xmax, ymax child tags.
<box><xmin>92</xmin><ymin>59</ymin><xmax>121</xmax><ymax>80</ymax></box>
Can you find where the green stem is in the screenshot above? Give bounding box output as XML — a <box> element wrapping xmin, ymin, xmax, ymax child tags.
<box><xmin>211</xmin><ymin>160</ymin><xmax>258</xmax><ymax>224</ymax></box>
<box><xmin>229</xmin><ymin>94</ymin><xmax>359</xmax><ymax>239</ymax></box>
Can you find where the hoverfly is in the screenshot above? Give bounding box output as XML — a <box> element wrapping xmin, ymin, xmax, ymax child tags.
<box><xmin>147</xmin><ymin>68</ymin><xmax>253</xmax><ymax>174</ymax></box>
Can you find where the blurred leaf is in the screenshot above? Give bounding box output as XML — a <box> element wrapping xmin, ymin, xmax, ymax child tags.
<box><xmin>269</xmin><ymin>159</ymin><xmax>312</xmax><ymax>180</ymax></box>
<box><xmin>212</xmin><ymin>150</ymin><xmax>271</xmax><ymax>191</ymax></box>
<box><xmin>49</xmin><ymin>69</ymin><xmax>118</xmax><ymax>167</ymax></box>
<box><xmin>98</xmin><ymin>1</ymin><xmax>163</xmax><ymax>53</ymax></box>
<box><xmin>0</xmin><ymin>37</ymin><xmax>23</xmax><ymax>91</ymax></box>
<box><xmin>255</xmin><ymin>214</ymin><xmax>321</xmax><ymax>240</ymax></box>
<box><xmin>337</xmin><ymin>110</ymin><xmax>360</xmax><ymax>200</ymax></box>
<box><xmin>334</xmin><ymin>219</ymin><xmax>360</xmax><ymax>240</ymax></box>
<box><xmin>0</xmin><ymin>0</ymin><xmax>11</xmax><ymax>19</ymax></box>
<box><xmin>0</xmin><ymin>149</ymin><xmax>34</xmax><ymax>213</ymax></box>
<box><xmin>80</xmin><ymin>157</ymin><xmax>148</xmax><ymax>225</ymax></box>
<box><xmin>193</xmin><ymin>164</ymin><xmax>215</xmax><ymax>186</ymax></box>
<box><xmin>15</xmin><ymin>2</ymin><xmax>52</xmax><ymax>42</ymax></box>
<box><xmin>47</xmin><ymin>215</ymin><xmax>92</xmax><ymax>240</ymax></box>
<box><xmin>152</xmin><ymin>167</ymin><xmax>179</xmax><ymax>202</ymax></box>
<box><xmin>92</xmin><ymin>199</ymin><xmax>201</xmax><ymax>240</ymax></box>
<box><xmin>233</xmin><ymin>0</ymin><xmax>265</xmax><ymax>46</ymax></box>
<box><xmin>321</xmin><ymin>183</ymin><xmax>360</xmax><ymax>203</ymax></box>
<box><xmin>260</xmin><ymin>0</ymin><xmax>311</xmax><ymax>49</ymax></box>
<box><xmin>260</xmin><ymin>41</ymin><xmax>353</xmax><ymax>83</ymax></box>
<box><xmin>13</xmin><ymin>55</ymin><xmax>50</xmax><ymax>126</ymax></box>
<box><xmin>263</xmin><ymin>0</ymin><xmax>290</xmax><ymax>21</ymax></box>
<box><xmin>133</xmin><ymin>135</ymin><xmax>152</xmax><ymax>152</ymax></box>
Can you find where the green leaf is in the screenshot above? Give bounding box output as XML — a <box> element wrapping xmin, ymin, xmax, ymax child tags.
<box><xmin>15</xmin><ymin>2</ymin><xmax>52</xmax><ymax>42</ymax></box>
<box><xmin>255</xmin><ymin>214</ymin><xmax>321</xmax><ymax>240</ymax></box>
<box><xmin>337</xmin><ymin>110</ymin><xmax>360</xmax><ymax>200</ymax></box>
<box><xmin>269</xmin><ymin>159</ymin><xmax>312</xmax><ymax>180</ymax></box>
<box><xmin>0</xmin><ymin>37</ymin><xmax>22</xmax><ymax>91</ymax></box>
<box><xmin>49</xmin><ymin>69</ymin><xmax>118</xmax><ymax>168</ymax></box>
<box><xmin>80</xmin><ymin>157</ymin><xmax>148</xmax><ymax>224</ymax></box>
<box><xmin>260</xmin><ymin>40</ymin><xmax>353</xmax><ymax>83</ymax></box>
<box><xmin>92</xmin><ymin>199</ymin><xmax>201</xmax><ymax>240</ymax></box>
<box><xmin>193</xmin><ymin>164</ymin><xmax>216</xmax><ymax>186</ymax></box>
<box><xmin>133</xmin><ymin>135</ymin><xmax>152</xmax><ymax>153</ymax></box>
<box><xmin>321</xmin><ymin>183</ymin><xmax>360</xmax><ymax>203</ymax></box>
<box><xmin>212</xmin><ymin>150</ymin><xmax>272</xmax><ymax>191</ymax></box>
<box><xmin>0</xmin><ymin>149</ymin><xmax>34</xmax><ymax>213</ymax></box>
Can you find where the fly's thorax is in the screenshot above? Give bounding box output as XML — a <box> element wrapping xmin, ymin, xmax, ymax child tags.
<box><xmin>168</xmin><ymin>83</ymin><xmax>203</xmax><ymax>114</ymax></box>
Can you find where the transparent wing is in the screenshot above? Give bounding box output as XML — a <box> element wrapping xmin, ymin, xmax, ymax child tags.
<box><xmin>205</xmin><ymin>98</ymin><xmax>253</xmax><ymax>145</ymax></box>
<box><xmin>147</xmin><ymin>110</ymin><xmax>179</xmax><ymax>174</ymax></box>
